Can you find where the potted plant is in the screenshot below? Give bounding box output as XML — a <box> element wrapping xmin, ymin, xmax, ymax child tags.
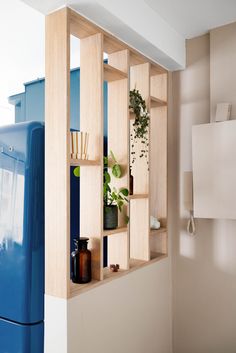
<box><xmin>103</xmin><ymin>151</ymin><xmax>129</xmax><ymax>230</ymax></box>
<box><xmin>73</xmin><ymin>151</ymin><xmax>129</xmax><ymax>230</ymax></box>
<box><xmin>129</xmin><ymin>89</ymin><xmax>150</xmax><ymax>169</ymax></box>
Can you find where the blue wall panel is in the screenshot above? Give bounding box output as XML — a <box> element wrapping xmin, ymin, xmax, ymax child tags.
<box><xmin>9</xmin><ymin>67</ymin><xmax>108</xmax><ymax>268</ymax></box>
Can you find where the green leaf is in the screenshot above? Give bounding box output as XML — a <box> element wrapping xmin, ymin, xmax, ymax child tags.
<box><xmin>111</xmin><ymin>192</ymin><xmax>117</xmax><ymax>200</ymax></box>
<box><xmin>112</xmin><ymin>164</ymin><xmax>122</xmax><ymax>178</ymax></box>
<box><xmin>104</xmin><ymin>171</ymin><xmax>111</xmax><ymax>183</ymax></box>
<box><xmin>125</xmin><ymin>215</ymin><xmax>130</xmax><ymax>224</ymax></box>
<box><xmin>73</xmin><ymin>166</ymin><xmax>80</xmax><ymax>177</ymax></box>
<box><xmin>109</xmin><ymin>150</ymin><xmax>117</xmax><ymax>163</ymax></box>
<box><xmin>120</xmin><ymin>188</ymin><xmax>129</xmax><ymax>196</ymax></box>
<box><xmin>103</xmin><ymin>156</ymin><xmax>108</xmax><ymax>166</ymax></box>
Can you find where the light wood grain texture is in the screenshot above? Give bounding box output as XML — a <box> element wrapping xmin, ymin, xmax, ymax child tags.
<box><xmin>149</xmin><ymin>76</ymin><xmax>168</xmax><ymax>258</ymax></box>
<box><xmin>150</xmin><ymin>233</ymin><xmax>168</xmax><ymax>255</ymax></box>
<box><xmin>107</xmin><ymin>49</ymin><xmax>129</xmax><ymax>269</ymax></box>
<box><xmin>129</xmin><ymin>194</ymin><xmax>148</xmax><ymax>199</ymax></box>
<box><xmin>104</xmin><ymin>63</ymin><xmax>128</xmax><ymax>82</ymax></box>
<box><xmin>104</xmin><ymin>35</ymin><xmax>124</xmax><ymax>54</ymax></box>
<box><xmin>68</xmin><ymin>8</ymin><xmax>167</xmax><ymax>73</ymax></box>
<box><xmin>150</xmin><ymin>227</ymin><xmax>167</xmax><ymax>236</ymax></box>
<box><xmin>150</xmin><ymin>64</ymin><xmax>166</xmax><ymax>76</ymax></box>
<box><xmin>45</xmin><ymin>8</ymin><xmax>70</xmax><ymax>299</ymax></box>
<box><xmin>151</xmin><ymin>73</ymin><xmax>168</xmax><ymax>101</ymax></box>
<box><xmin>150</xmin><ymin>105</ymin><xmax>167</xmax><ymax>227</ymax></box>
<box><xmin>80</xmin><ymin>33</ymin><xmax>104</xmax><ymax>281</ymax></box>
<box><xmin>69</xmin><ymin>251</ymin><xmax>167</xmax><ymax>297</ymax></box>
<box><xmin>130</xmin><ymin>199</ymin><xmax>150</xmax><ymax>261</ymax></box>
<box><xmin>129</xmin><ymin>63</ymin><xmax>151</xmax><ymax>261</ymax></box>
<box><xmin>45</xmin><ymin>7</ymin><xmax>169</xmax><ymax>299</ymax></box>
<box><xmin>150</xmin><ymin>96</ymin><xmax>167</xmax><ymax>108</ymax></box>
<box><xmin>70</xmin><ymin>159</ymin><xmax>100</xmax><ymax>166</ymax></box>
<box><xmin>103</xmin><ymin>226</ymin><xmax>127</xmax><ymax>237</ymax></box>
<box><xmin>108</xmin><ymin>231</ymin><xmax>129</xmax><ymax>269</ymax></box>
<box><xmin>130</xmin><ymin>51</ymin><xmax>147</xmax><ymax>66</ymax></box>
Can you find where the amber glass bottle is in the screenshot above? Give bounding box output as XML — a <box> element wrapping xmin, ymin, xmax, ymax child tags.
<box><xmin>71</xmin><ymin>237</ymin><xmax>91</xmax><ymax>284</ymax></box>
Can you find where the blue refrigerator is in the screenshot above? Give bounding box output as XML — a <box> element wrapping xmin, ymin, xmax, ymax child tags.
<box><xmin>0</xmin><ymin>122</ymin><xmax>44</xmax><ymax>353</ymax></box>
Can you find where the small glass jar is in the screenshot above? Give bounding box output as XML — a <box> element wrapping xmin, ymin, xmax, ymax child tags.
<box><xmin>71</xmin><ymin>237</ymin><xmax>92</xmax><ymax>284</ymax></box>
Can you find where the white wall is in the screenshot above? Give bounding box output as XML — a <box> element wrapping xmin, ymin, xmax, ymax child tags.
<box><xmin>172</xmin><ymin>26</ymin><xmax>236</xmax><ymax>353</ymax></box>
<box><xmin>68</xmin><ymin>259</ymin><xmax>172</xmax><ymax>353</ymax></box>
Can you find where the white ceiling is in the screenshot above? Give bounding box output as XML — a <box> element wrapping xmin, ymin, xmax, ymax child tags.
<box><xmin>22</xmin><ymin>0</ymin><xmax>236</xmax><ymax>39</ymax></box>
<box><xmin>144</xmin><ymin>0</ymin><xmax>236</xmax><ymax>38</ymax></box>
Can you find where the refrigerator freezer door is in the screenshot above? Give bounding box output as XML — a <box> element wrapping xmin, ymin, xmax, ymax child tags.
<box><xmin>0</xmin><ymin>317</ymin><xmax>43</xmax><ymax>353</ymax></box>
<box><xmin>0</xmin><ymin>122</ymin><xmax>44</xmax><ymax>324</ymax></box>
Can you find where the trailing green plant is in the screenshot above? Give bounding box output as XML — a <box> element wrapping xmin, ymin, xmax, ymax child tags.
<box><xmin>103</xmin><ymin>150</ymin><xmax>129</xmax><ymax>213</ymax></box>
<box><xmin>129</xmin><ymin>89</ymin><xmax>150</xmax><ymax>168</ymax></box>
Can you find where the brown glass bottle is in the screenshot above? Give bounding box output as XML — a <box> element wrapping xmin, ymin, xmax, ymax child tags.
<box><xmin>71</xmin><ymin>237</ymin><xmax>91</xmax><ymax>284</ymax></box>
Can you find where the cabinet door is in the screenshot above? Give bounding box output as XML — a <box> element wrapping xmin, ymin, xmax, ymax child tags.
<box><xmin>192</xmin><ymin>120</ymin><xmax>236</xmax><ymax>219</ymax></box>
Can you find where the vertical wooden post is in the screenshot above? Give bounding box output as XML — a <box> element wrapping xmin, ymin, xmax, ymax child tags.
<box><xmin>150</xmin><ymin>73</ymin><xmax>168</xmax><ymax>255</ymax></box>
<box><xmin>45</xmin><ymin>8</ymin><xmax>70</xmax><ymax>298</ymax></box>
<box><xmin>150</xmin><ymin>73</ymin><xmax>168</xmax><ymax>227</ymax></box>
<box><xmin>129</xmin><ymin>63</ymin><xmax>150</xmax><ymax>261</ymax></box>
<box><xmin>80</xmin><ymin>33</ymin><xmax>104</xmax><ymax>281</ymax></box>
<box><xmin>107</xmin><ymin>49</ymin><xmax>130</xmax><ymax>270</ymax></box>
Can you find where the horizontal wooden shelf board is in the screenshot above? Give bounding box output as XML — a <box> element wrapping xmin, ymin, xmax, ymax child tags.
<box><xmin>129</xmin><ymin>194</ymin><xmax>149</xmax><ymax>200</ymax></box>
<box><xmin>150</xmin><ymin>252</ymin><xmax>167</xmax><ymax>260</ymax></box>
<box><xmin>104</xmin><ymin>63</ymin><xmax>127</xmax><ymax>82</ymax></box>
<box><xmin>70</xmin><ymin>252</ymin><xmax>167</xmax><ymax>298</ymax></box>
<box><xmin>150</xmin><ymin>96</ymin><xmax>167</xmax><ymax>108</ymax></box>
<box><xmin>103</xmin><ymin>227</ymin><xmax>127</xmax><ymax>237</ymax></box>
<box><xmin>70</xmin><ymin>159</ymin><xmax>100</xmax><ymax>166</ymax></box>
<box><xmin>150</xmin><ymin>227</ymin><xmax>167</xmax><ymax>236</ymax></box>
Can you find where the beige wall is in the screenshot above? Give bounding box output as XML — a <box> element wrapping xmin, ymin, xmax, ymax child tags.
<box><xmin>210</xmin><ymin>22</ymin><xmax>236</xmax><ymax>120</ymax></box>
<box><xmin>172</xmin><ymin>26</ymin><xmax>236</xmax><ymax>353</ymax></box>
<box><xmin>68</xmin><ymin>260</ymin><xmax>172</xmax><ymax>353</ymax></box>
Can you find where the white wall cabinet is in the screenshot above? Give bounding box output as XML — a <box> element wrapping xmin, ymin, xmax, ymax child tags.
<box><xmin>192</xmin><ymin>120</ymin><xmax>236</xmax><ymax>219</ymax></box>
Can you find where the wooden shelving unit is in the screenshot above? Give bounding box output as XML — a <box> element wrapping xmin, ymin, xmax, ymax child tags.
<box><xmin>150</xmin><ymin>96</ymin><xmax>167</xmax><ymax>108</ymax></box>
<box><xmin>103</xmin><ymin>226</ymin><xmax>128</xmax><ymax>237</ymax></box>
<box><xmin>104</xmin><ymin>63</ymin><xmax>128</xmax><ymax>82</ymax></box>
<box><xmin>150</xmin><ymin>227</ymin><xmax>167</xmax><ymax>236</ymax></box>
<box><xmin>45</xmin><ymin>7</ymin><xmax>168</xmax><ymax>299</ymax></box>
<box><xmin>129</xmin><ymin>194</ymin><xmax>149</xmax><ymax>200</ymax></box>
<box><xmin>70</xmin><ymin>158</ymin><xmax>100</xmax><ymax>166</ymax></box>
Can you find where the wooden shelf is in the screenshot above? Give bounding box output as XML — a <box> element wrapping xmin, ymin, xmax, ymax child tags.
<box><xmin>150</xmin><ymin>252</ymin><xmax>167</xmax><ymax>261</ymax></box>
<box><xmin>103</xmin><ymin>226</ymin><xmax>127</xmax><ymax>237</ymax></box>
<box><xmin>150</xmin><ymin>227</ymin><xmax>167</xmax><ymax>236</ymax></box>
<box><xmin>129</xmin><ymin>194</ymin><xmax>149</xmax><ymax>200</ymax></box>
<box><xmin>70</xmin><ymin>158</ymin><xmax>100</xmax><ymax>166</ymax></box>
<box><xmin>150</xmin><ymin>96</ymin><xmax>167</xmax><ymax>108</ymax></box>
<box><xmin>70</xmin><ymin>252</ymin><xmax>168</xmax><ymax>297</ymax></box>
<box><xmin>45</xmin><ymin>7</ymin><xmax>168</xmax><ymax>300</ymax></box>
<box><xmin>104</xmin><ymin>63</ymin><xmax>127</xmax><ymax>82</ymax></box>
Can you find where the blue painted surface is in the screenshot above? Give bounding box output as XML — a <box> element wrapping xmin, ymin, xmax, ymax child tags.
<box><xmin>0</xmin><ymin>121</ymin><xmax>44</xmax><ymax>353</ymax></box>
<box><xmin>0</xmin><ymin>318</ymin><xmax>44</xmax><ymax>353</ymax></box>
<box><xmin>9</xmin><ymin>67</ymin><xmax>107</xmax><ymax>134</ymax></box>
<box><xmin>9</xmin><ymin>67</ymin><xmax>108</xmax><ymax>266</ymax></box>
